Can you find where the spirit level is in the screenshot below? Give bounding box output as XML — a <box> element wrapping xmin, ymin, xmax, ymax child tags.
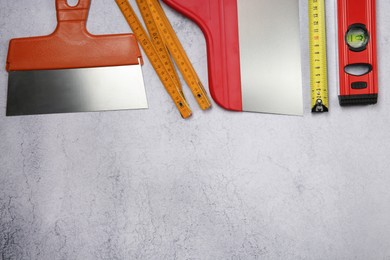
<box><xmin>337</xmin><ymin>0</ymin><xmax>378</xmax><ymax>105</ymax></box>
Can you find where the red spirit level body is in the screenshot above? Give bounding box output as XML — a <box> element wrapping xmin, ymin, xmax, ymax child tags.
<box><xmin>337</xmin><ymin>0</ymin><xmax>378</xmax><ymax>105</ymax></box>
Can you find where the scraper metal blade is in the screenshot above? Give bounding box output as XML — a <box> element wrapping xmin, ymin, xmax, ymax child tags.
<box><xmin>238</xmin><ymin>0</ymin><xmax>303</xmax><ymax>115</ymax></box>
<box><xmin>162</xmin><ymin>0</ymin><xmax>303</xmax><ymax>115</ymax></box>
<box><xmin>6</xmin><ymin>0</ymin><xmax>148</xmax><ymax>116</ymax></box>
<box><xmin>7</xmin><ymin>65</ymin><xmax>147</xmax><ymax>116</ymax></box>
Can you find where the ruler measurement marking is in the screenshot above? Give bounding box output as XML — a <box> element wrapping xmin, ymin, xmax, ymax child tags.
<box><xmin>309</xmin><ymin>0</ymin><xmax>329</xmax><ymax>112</ymax></box>
<box><xmin>116</xmin><ymin>0</ymin><xmax>192</xmax><ymax>118</ymax></box>
<box><xmin>135</xmin><ymin>0</ymin><xmax>184</xmax><ymax>99</ymax></box>
<box><xmin>146</xmin><ymin>0</ymin><xmax>211</xmax><ymax>110</ymax></box>
<box><xmin>117</xmin><ymin>0</ymin><xmax>211</xmax><ymax>117</ymax></box>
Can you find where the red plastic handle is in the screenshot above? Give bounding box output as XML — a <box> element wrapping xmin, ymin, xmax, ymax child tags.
<box><xmin>162</xmin><ymin>0</ymin><xmax>242</xmax><ymax>111</ymax></box>
<box><xmin>56</xmin><ymin>0</ymin><xmax>90</xmax><ymax>22</ymax></box>
<box><xmin>7</xmin><ymin>0</ymin><xmax>142</xmax><ymax>71</ymax></box>
<box><xmin>53</xmin><ymin>0</ymin><xmax>92</xmax><ymax>45</ymax></box>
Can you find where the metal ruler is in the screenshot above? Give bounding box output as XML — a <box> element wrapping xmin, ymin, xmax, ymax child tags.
<box><xmin>309</xmin><ymin>0</ymin><xmax>329</xmax><ymax>112</ymax></box>
<box><xmin>116</xmin><ymin>0</ymin><xmax>211</xmax><ymax>118</ymax></box>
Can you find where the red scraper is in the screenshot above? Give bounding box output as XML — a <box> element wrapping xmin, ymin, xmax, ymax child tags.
<box><xmin>6</xmin><ymin>0</ymin><xmax>148</xmax><ymax>116</ymax></box>
<box><xmin>162</xmin><ymin>0</ymin><xmax>303</xmax><ymax>115</ymax></box>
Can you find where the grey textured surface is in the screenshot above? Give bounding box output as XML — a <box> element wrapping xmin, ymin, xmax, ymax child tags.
<box><xmin>1</xmin><ymin>0</ymin><xmax>390</xmax><ymax>259</ymax></box>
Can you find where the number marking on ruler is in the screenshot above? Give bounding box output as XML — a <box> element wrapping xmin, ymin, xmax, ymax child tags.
<box><xmin>135</xmin><ymin>0</ymin><xmax>183</xmax><ymax>96</ymax></box>
<box><xmin>309</xmin><ymin>0</ymin><xmax>329</xmax><ymax>113</ymax></box>
<box><xmin>146</xmin><ymin>0</ymin><xmax>211</xmax><ymax>110</ymax></box>
<box><xmin>115</xmin><ymin>0</ymin><xmax>192</xmax><ymax>118</ymax></box>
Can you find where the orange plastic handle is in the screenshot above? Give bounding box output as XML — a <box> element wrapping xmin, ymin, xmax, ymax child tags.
<box><xmin>7</xmin><ymin>0</ymin><xmax>142</xmax><ymax>71</ymax></box>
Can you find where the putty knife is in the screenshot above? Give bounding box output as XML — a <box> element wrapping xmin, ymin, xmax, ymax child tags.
<box><xmin>162</xmin><ymin>0</ymin><xmax>303</xmax><ymax>115</ymax></box>
<box><xmin>6</xmin><ymin>0</ymin><xmax>148</xmax><ymax>116</ymax></box>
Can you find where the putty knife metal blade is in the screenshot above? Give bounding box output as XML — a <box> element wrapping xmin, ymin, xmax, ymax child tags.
<box><xmin>7</xmin><ymin>65</ymin><xmax>147</xmax><ymax>116</ymax></box>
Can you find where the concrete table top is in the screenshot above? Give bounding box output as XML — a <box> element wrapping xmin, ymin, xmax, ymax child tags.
<box><xmin>1</xmin><ymin>0</ymin><xmax>390</xmax><ymax>259</ymax></box>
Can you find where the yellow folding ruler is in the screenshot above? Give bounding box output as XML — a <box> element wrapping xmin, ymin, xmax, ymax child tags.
<box><xmin>309</xmin><ymin>0</ymin><xmax>329</xmax><ymax>113</ymax></box>
<box><xmin>116</xmin><ymin>0</ymin><xmax>211</xmax><ymax>118</ymax></box>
